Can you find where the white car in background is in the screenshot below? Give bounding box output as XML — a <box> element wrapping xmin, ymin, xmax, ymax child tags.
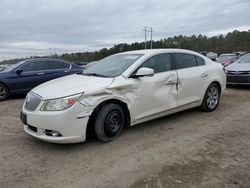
<box><xmin>20</xmin><ymin>49</ymin><xmax>226</xmax><ymax>144</ymax></box>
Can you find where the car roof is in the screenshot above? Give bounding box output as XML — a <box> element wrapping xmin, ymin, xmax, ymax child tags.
<box><xmin>24</xmin><ymin>58</ymin><xmax>71</xmax><ymax>63</ymax></box>
<box><xmin>117</xmin><ymin>48</ymin><xmax>202</xmax><ymax>57</ymax></box>
<box><xmin>220</xmin><ymin>53</ymin><xmax>236</xmax><ymax>56</ymax></box>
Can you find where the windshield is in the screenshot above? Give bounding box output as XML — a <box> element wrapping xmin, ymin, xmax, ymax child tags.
<box><xmin>0</xmin><ymin>61</ymin><xmax>25</xmax><ymax>73</ymax></box>
<box><xmin>238</xmin><ymin>53</ymin><xmax>250</xmax><ymax>64</ymax></box>
<box><xmin>82</xmin><ymin>54</ymin><xmax>143</xmax><ymax>77</ymax></box>
<box><xmin>218</xmin><ymin>55</ymin><xmax>236</xmax><ymax>61</ymax></box>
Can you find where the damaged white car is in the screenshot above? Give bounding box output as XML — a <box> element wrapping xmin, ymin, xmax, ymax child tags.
<box><xmin>21</xmin><ymin>49</ymin><xmax>226</xmax><ymax>143</ymax></box>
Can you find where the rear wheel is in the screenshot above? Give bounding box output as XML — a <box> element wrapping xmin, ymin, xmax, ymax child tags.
<box><xmin>201</xmin><ymin>83</ymin><xmax>220</xmax><ymax>112</ymax></box>
<box><xmin>0</xmin><ymin>83</ymin><xmax>9</xmax><ymax>101</ymax></box>
<box><xmin>94</xmin><ymin>103</ymin><xmax>125</xmax><ymax>142</ymax></box>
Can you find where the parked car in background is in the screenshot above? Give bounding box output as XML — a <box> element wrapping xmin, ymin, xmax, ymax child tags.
<box><xmin>216</xmin><ymin>53</ymin><xmax>237</xmax><ymax>67</ymax></box>
<box><xmin>75</xmin><ymin>61</ymin><xmax>89</xmax><ymax>67</ymax></box>
<box><xmin>233</xmin><ymin>51</ymin><xmax>248</xmax><ymax>58</ymax></box>
<box><xmin>0</xmin><ymin>64</ymin><xmax>11</xmax><ymax>71</ymax></box>
<box><xmin>226</xmin><ymin>53</ymin><xmax>250</xmax><ymax>85</ymax></box>
<box><xmin>82</xmin><ymin>61</ymin><xmax>98</xmax><ymax>68</ymax></box>
<box><xmin>0</xmin><ymin>58</ymin><xmax>83</xmax><ymax>101</ymax></box>
<box><xmin>20</xmin><ymin>49</ymin><xmax>226</xmax><ymax>144</ymax></box>
<box><xmin>200</xmin><ymin>51</ymin><xmax>217</xmax><ymax>61</ymax></box>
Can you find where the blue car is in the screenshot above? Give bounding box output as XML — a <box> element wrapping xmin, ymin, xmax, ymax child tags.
<box><xmin>0</xmin><ymin>58</ymin><xmax>83</xmax><ymax>101</ymax></box>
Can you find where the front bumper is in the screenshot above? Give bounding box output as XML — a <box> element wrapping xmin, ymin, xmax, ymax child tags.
<box><xmin>226</xmin><ymin>75</ymin><xmax>250</xmax><ymax>85</ymax></box>
<box><xmin>21</xmin><ymin>102</ymin><xmax>90</xmax><ymax>144</ymax></box>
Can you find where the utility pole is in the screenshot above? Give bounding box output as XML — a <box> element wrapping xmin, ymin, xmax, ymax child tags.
<box><xmin>54</xmin><ymin>48</ymin><xmax>57</xmax><ymax>56</ymax></box>
<box><xmin>150</xmin><ymin>27</ymin><xmax>153</xmax><ymax>49</ymax></box>
<box><xmin>143</xmin><ymin>27</ymin><xmax>153</xmax><ymax>49</ymax></box>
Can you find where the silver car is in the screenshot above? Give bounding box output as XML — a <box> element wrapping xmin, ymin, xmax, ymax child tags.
<box><xmin>226</xmin><ymin>53</ymin><xmax>250</xmax><ymax>85</ymax></box>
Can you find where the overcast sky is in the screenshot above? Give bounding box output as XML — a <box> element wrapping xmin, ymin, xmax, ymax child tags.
<box><xmin>0</xmin><ymin>0</ymin><xmax>250</xmax><ymax>60</ymax></box>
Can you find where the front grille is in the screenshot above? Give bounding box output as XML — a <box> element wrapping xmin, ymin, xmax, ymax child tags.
<box><xmin>24</xmin><ymin>93</ymin><xmax>42</xmax><ymax>111</ymax></box>
<box><xmin>28</xmin><ymin>125</ymin><xmax>37</xmax><ymax>133</ymax></box>
<box><xmin>227</xmin><ymin>75</ymin><xmax>250</xmax><ymax>83</ymax></box>
<box><xmin>227</xmin><ymin>71</ymin><xmax>250</xmax><ymax>75</ymax></box>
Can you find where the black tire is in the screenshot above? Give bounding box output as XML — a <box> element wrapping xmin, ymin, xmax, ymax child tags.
<box><xmin>0</xmin><ymin>83</ymin><xmax>9</xmax><ymax>101</ymax></box>
<box><xmin>200</xmin><ymin>83</ymin><xmax>221</xmax><ymax>112</ymax></box>
<box><xmin>94</xmin><ymin>103</ymin><xmax>125</xmax><ymax>142</ymax></box>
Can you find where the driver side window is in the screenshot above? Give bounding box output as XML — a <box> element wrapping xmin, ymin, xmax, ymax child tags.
<box><xmin>139</xmin><ymin>53</ymin><xmax>172</xmax><ymax>73</ymax></box>
<box><xmin>20</xmin><ymin>61</ymin><xmax>45</xmax><ymax>72</ymax></box>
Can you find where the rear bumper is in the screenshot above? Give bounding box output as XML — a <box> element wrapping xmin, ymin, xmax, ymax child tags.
<box><xmin>22</xmin><ymin>102</ymin><xmax>90</xmax><ymax>144</ymax></box>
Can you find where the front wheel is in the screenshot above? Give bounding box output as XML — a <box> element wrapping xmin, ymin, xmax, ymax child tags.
<box><xmin>0</xmin><ymin>83</ymin><xmax>9</xmax><ymax>101</ymax></box>
<box><xmin>200</xmin><ymin>83</ymin><xmax>221</xmax><ymax>112</ymax></box>
<box><xmin>94</xmin><ymin>103</ymin><xmax>125</xmax><ymax>142</ymax></box>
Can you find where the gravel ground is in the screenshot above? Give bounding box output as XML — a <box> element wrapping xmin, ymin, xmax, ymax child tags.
<box><xmin>0</xmin><ymin>86</ymin><xmax>249</xmax><ymax>188</ymax></box>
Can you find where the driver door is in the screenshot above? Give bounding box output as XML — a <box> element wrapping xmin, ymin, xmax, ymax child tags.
<box><xmin>129</xmin><ymin>53</ymin><xmax>178</xmax><ymax>124</ymax></box>
<box><xmin>9</xmin><ymin>61</ymin><xmax>47</xmax><ymax>93</ymax></box>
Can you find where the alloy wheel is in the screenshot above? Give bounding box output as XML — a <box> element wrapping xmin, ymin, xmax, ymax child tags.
<box><xmin>0</xmin><ymin>86</ymin><xmax>7</xmax><ymax>100</ymax></box>
<box><xmin>206</xmin><ymin>86</ymin><xmax>219</xmax><ymax>109</ymax></box>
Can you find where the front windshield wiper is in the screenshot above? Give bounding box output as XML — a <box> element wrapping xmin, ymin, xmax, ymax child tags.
<box><xmin>80</xmin><ymin>72</ymin><xmax>109</xmax><ymax>78</ymax></box>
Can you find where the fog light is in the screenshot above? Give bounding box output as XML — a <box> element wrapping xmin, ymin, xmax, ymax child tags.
<box><xmin>44</xmin><ymin>130</ymin><xmax>62</xmax><ymax>137</ymax></box>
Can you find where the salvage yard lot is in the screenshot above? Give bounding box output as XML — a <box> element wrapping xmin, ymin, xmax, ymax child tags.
<box><xmin>0</xmin><ymin>87</ymin><xmax>250</xmax><ymax>188</ymax></box>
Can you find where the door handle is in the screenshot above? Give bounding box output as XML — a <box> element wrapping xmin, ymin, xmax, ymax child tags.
<box><xmin>201</xmin><ymin>74</ymin><xmax>208</xmax><ymax>78</ymax></box>
<box><xmin>165</xmin><ymin>80</ymin><xmax>177</xmax><ymax>85</ymax></box>
<box><xmin>37</xmin><ymin>72</ymin><xmax>45</xmax><ymax>75</ymax></box>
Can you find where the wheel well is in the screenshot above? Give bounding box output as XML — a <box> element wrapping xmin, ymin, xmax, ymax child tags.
<box><xmin>211</xmin><ymin>81</ymin><xmax>221</xmax><ymax>94</ymax></box>
<box><xmin>86</xmin><ymin>99</ymin><xmax>131</xmax><ymax>136</ymax></box>
<box><xmin>0</xmin><ymin>82</ymin><xmax>10</xmax><ymax>93</ymax></box>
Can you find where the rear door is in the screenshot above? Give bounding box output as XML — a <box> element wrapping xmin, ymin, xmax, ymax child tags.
<box><xmin>173</xmin><ymin>53</ymin><xmax>208</xmax><ymax>106</ymax></box>
<box><xmin>44</xmin><ymin>61</ymin><xmax>71</xmax><ymax>81</ymax></box>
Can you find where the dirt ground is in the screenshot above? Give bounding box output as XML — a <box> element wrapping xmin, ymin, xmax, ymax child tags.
<box><xmin>0</xmin><ymin>86</ymin><xmax>249</xmax><ymax>188</ymax></box>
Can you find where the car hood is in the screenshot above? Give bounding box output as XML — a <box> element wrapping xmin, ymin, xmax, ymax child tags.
<box><xmin>0</xmin><ymin>71</ymin><xmax>11</xmax><ymax>77</ymax></box>
<box><xmin>226</xmin><ymin>62</ymin><xmax>250</xmax><ymax>71</ymax></box>
<box><xmin>31</xmin><ymin>74</ymin><xmax>114</xmax><ymax>100</ymax></box>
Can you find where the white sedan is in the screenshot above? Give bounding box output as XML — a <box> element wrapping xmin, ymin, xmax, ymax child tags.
<box><xmin>20</xmin><ymin>49</ymin><xmax>226</xmax><ymax>143</ymax></box>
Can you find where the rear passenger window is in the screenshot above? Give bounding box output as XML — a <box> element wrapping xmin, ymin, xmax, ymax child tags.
<box><xmin>174</xmin><ymin>53</ymin><xmax>197</xmax><ymax>69</ymax></box>
<box><xmin>46</xmin><ymin>61</ymin><xmax>67</xmax><ymax>70</ymax></box>
<box><xmin>196</xmin><ymin>56</ymin><xmax>205</xmax><ymax>66</ymax></box>
<box><xmin>64</xmin><ymin>63</ymin><xmax>70</xmax><ymax>69</ymax></box>
<box><xmin>139</xmin><ymin>53</ymin><xmax>172</xmax><ymax>73</ymax></box>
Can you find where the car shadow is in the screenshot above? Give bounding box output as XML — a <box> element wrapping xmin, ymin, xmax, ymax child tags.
<box><xmin>7</xmin><ymin>94</ymin><xmax>27</xmax><ymax>101</ymax></box>
<box><xmin>227</xmin><ymin>85</ymin><xmax>250</xmax><ymax>90</ymax></box>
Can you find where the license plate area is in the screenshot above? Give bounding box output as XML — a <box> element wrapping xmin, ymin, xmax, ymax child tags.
<box><xmin>20</xmin><ymin>111</ymin><xmax>27</xmax><ymax>125</ymax></box>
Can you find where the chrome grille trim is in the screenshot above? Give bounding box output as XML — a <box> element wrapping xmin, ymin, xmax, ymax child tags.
<box><xmin>227</xmin><ymin>71</ymin><xmax>250</xmax><ymax>75</ymax></box>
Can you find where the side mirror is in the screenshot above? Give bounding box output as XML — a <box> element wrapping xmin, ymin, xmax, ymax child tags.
<box><xmin>16</xmin><ymin>70</ymin><xmax>23</xmax><ymax>75</ymax></box>
<box><xmin>132</xmin><ymin>67</ymin><xmax>154</xmax><ymax>78</ymax></box>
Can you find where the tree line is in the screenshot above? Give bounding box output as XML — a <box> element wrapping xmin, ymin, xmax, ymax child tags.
<box><xmin>1</xmin><ymin>29</ymin><xmax>250</xmax><ymax>64</ymax></box>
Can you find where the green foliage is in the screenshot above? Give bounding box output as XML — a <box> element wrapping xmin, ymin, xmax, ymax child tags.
<box><xmin>1</xmin><ymin>29</ymin><xmax>250</xmax><ymax>65</ymax></box>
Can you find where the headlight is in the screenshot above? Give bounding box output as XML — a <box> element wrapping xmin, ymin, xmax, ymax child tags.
<box><xmin>40</xmin><ymin>93</ymin><xmax>82</xmax><ymax>111</ymax></box>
